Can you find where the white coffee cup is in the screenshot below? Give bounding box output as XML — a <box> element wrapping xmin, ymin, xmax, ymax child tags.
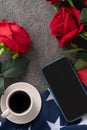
<box><xmin>1</xmin><ymin>89</ymin><xmax>33</xmax><ymax>118</ymax></box>
<box><xmin>0</xmin><ymin>82</ymin><xmax>42</xmax><ymax>124</ymax></box>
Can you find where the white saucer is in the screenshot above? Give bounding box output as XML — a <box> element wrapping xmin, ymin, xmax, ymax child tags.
<box><xmin>0</xmin><ymin>82</ymin><xmax>42</xmax><ymax>124</ymax></box>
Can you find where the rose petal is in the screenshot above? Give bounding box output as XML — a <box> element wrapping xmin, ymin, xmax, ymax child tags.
<box><xmin>0</xmin><ymin>20</ymin><xmax>12</xmax><ymax>36</ymax></box>
<box><xmin>0</xmin><ymin>35</ymin><xmax>18</xmax><ymax>51</ymax></box>
<box><xmin>10</xmin><ymin>23</ymin><xmax>32</xmax><ymax>45</ymax></box>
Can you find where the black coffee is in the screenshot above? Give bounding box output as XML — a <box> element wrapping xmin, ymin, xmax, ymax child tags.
<box><xmin>9</xmin><ymin>91</ymin><xmax>31</xmax><ymax>113</ymax></box>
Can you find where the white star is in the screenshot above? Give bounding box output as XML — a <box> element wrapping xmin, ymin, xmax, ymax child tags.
<box><xmin>0</xmin><ymin>122</ymin><xmax>1</xmax><ymax>126</ymax></box>
<box><xmin>46</xmin><ymin>92</ymin><xmax>54</xmax><ymax>101</ymax></box>
<box><xmin>46</xmin><ymin>89</ymin><xmax>55</xmax><ymax>101</ymax></box>
<box><xmin>27</xmin><ymin>126</ymin><xmax>31</xmax><ymax>130</ymax></box>
<box><xmin>78</xmin><ymin>116</ymin><xmax>87</xmax><ymax>125</ymax></box>
<box><xmin>47</xmin><ymin>117</ymin><xmax>65</xmax><ymax>130</ymax></box>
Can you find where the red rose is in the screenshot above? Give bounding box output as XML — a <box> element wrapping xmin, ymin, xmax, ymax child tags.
<box><xmin>49</xmin><ymin>7</ymin><xmax>84</xmax><ymax>46</ymax></box>
<box><xmin>0</xmin><ymin>20</ymin><xmax>32</xmax><ymax>54</ymax></box>
<box><xmin>46</xmin><ymin>0</ymin><xmax>62</xmax><ymax>4</ymax></box>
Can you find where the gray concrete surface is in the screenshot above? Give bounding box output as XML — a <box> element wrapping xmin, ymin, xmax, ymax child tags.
<box><xmin>0</xmin><ymin>0</ymin><xmax>62</xmax><ymax>93</ymax></box>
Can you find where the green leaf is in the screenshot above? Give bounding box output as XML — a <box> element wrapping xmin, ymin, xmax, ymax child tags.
<box><xmin>60</xmin><ymin>48</ymin><xmax>85</xmax><ymax>55</ymax></box>
<box><xmin>0</xmin><ymin>76</ymin><xmax>4</xmax><ymax>94</ymax></box>
<box><xmin>77</xmin><ymin>51</ymin><xmax>87</xmax><ymax>61</ymax></box>
<box><xmin>70</xmin><ymin>43</ymin><xmax>78</xmax><ymax>49</ymax></box>
<box><xmin>74</xmin><ymin>58</ymin><xmax>87</xmax><ymax>71</ymax></box>
<box><xmin>53</xmin><ymin>5</ymin><xmax>58</xmax><ymax>12</ymax></box>
<box><xmin>53</xmin><ymin>3</ymin><xmax>60</xmax><ymax>12</ymax></box>
<box><xmin>67</xmin><ymin>0</ymin><xmax>74</xmax><ymax>7</ymax></box>
<box><xmin>82</xmin><ymin>31</ymin><xmax>87</xmax><ymax>37</ymax></box>
<box><xmin>80</xmin><ymin>8</ymin><xmax>87</xmax><ymax>23</ymax></box>
<box><xmin>1</xmin><ymin>57</ymin><xmax>29</xmax><ymax>78</ymax></box>
<box><xmin>79</xmin><ymin>33</ymin><xmax>87</xmax><ymax>40</ymax></box>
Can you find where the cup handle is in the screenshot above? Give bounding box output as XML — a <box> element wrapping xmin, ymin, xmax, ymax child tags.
<box><xmin>1</xmin><ymin>109</ymin><xmax>10</xmax><ymax>118</ymax></box>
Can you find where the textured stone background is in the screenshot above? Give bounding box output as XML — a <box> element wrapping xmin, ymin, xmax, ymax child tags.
<box><xmin>0</xmin><ymin>0</ymin><xmax>62</xmax><ymax>93</ymax></box>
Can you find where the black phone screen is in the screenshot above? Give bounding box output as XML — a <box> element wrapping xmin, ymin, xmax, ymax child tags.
<box><xmin>42</xmin><ymin>57</ymin><xmax>87</xmax><ymax>122</ymax></box>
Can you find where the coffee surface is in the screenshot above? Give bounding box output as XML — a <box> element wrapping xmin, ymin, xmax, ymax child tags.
<box><xmin>9</xmin><ymin>91</ymin><xmax>31</xmax><ymax>113</ymax></box>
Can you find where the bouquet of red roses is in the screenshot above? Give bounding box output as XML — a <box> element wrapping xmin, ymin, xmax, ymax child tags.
<box><xmin>46</xmin><ymin>0</ymin><xmax>87</xmax><ymax>86</ymax></box>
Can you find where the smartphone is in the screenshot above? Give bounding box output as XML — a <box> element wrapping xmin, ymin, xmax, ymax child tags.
<box><xmin>42</xmin><ymin>56</ymin><xmax>87</xmax><ymax>122</ymax></box>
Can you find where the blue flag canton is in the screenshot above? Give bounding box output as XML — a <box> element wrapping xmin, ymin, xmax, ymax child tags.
<box><xmin>0</xmin><ymin>89</ymin><xmax>87</xmax><ymax>130</ymax></box>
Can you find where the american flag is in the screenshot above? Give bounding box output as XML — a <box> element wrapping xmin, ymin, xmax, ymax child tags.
<box><xmin>0</xmin><ymin>89</ymin><xmax>87</xmax><ymax>130</ymax></box>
